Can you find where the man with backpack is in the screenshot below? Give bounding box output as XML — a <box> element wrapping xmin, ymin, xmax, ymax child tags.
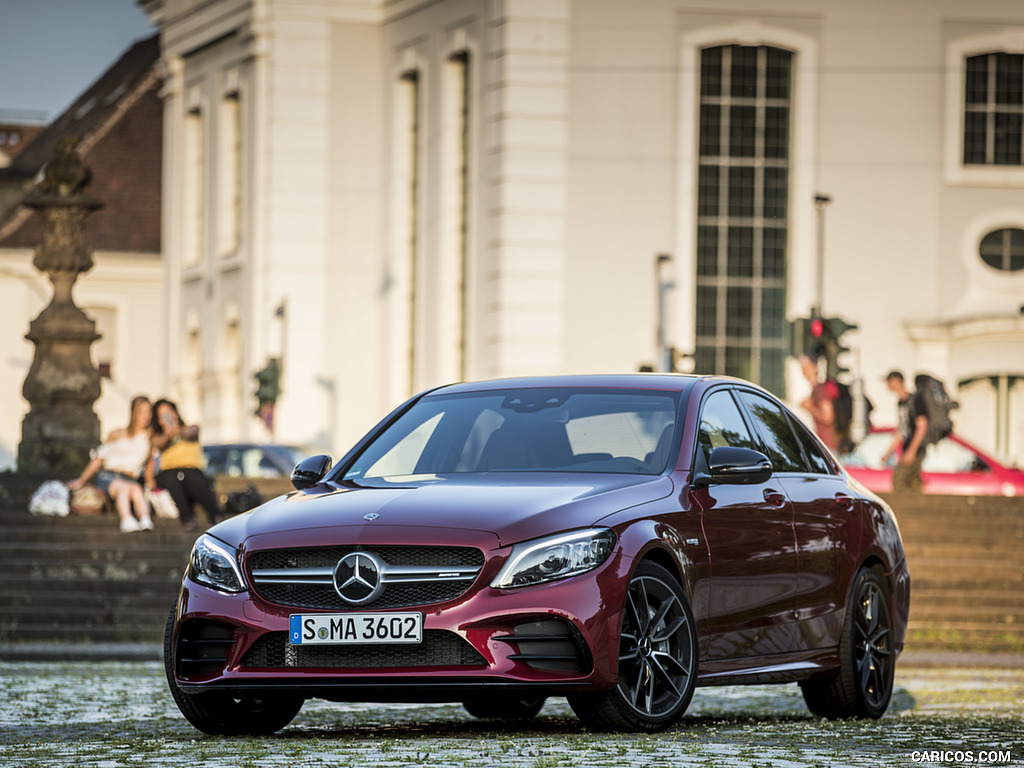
<box><xmin>881</xmin><ymin>370</ymin><xmax>930</xmax><ymax>491</ymax></box>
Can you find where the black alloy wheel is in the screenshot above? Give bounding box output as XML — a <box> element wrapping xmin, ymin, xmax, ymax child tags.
<box><xmin>801</xmin><ymin>567</ymin><xmax>894</xmax><ymax>719</ymax></box>
<box><xmin>569</xmin><ymin>561</ymin><xmax>697</xmax><ymax>731</ymax></box>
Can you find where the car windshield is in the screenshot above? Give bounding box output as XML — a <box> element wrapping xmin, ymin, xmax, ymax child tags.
<box><xmin>342</xmin><ymin>387</ymin><xmax>680</xmax><ymax>484</ymax></box>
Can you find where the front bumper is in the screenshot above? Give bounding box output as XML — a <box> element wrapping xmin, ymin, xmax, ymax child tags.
<box><xmin>169</xmin><ymin>556</ymin><xmax>628</xmax><ymax>699</ymax></box>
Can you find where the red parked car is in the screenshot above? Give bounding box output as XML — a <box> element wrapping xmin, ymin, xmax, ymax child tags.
<box><xmin>165</xmin><ymin>375</ymin><xmax>909</xmax><ymax>734</ymax></box>
<box><xmin>842</xmin><ymin>428</ymin><xmax>1024</xmax><ymax>496</ymax></box>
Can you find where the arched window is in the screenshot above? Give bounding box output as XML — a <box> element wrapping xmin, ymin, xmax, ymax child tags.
<box><xmin>979</xmin><ymin>227</ymin><xmax>1024</xmax><ymax>273</ymax></box>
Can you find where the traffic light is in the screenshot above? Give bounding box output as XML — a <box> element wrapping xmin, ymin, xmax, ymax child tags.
<box><xmin>823</xmin><ymin>316</ymin><xmax>858</xmax><ymax>381</ymax></box>
<box><xmin>789</xmin><ymin>314</ymin><xmax>828</xmax><ymax>359</ymax></box>
<box><xmin>254</xmin><ymin>358</ymin><xmax>281</xmax><ymax>416</ymax></box>
<box><xmin>789</xmin><ymin>313</ymin><xmax>857</xmax><ymax>380</ymax></box>
<box><xmin>808</xmin><ymin>314</ymin><xmax>827</xmax><ymax>358</ymax></box>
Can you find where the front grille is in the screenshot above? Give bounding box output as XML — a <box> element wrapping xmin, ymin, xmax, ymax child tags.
<box><xmin>247</xmin><ymin>546</ymin><xmax>484</xmax><ymax>610</ymax></box>
<box><xmin>241</xmin><ymin>630</ymin><xmax>487</xmax><ymax>669</ymax></box>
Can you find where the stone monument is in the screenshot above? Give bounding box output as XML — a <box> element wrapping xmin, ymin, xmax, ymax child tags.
<box><xmin>18</xmin><ymin>136</ymin><xmax>104</xmax><ymax>475</ymax></box>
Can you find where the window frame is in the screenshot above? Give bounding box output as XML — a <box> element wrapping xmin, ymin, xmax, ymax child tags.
<box><xmin>959</xmin><ymin>211</ymin><xmax>1024</xmax><ymax>293</ymax></box>
<box><xmin>978</xmin><ymin>227</ymin><xmax>1024</xmax><ymax>273</ymax></box>
<box><xmin>945</xmin><ymin>30</ymin><xmax>1024</xmax><ymax>187</ymax></box>
<box><xmin>962</xmin><ymin>52</ymin><xmax>1023</xmax><ymax>168</ymax></box>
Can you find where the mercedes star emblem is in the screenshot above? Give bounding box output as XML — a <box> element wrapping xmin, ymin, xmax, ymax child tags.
<box><xmin>334</xmin><ymin>552</ymin><xmax>384</xmax><ymax>605</ymax></box>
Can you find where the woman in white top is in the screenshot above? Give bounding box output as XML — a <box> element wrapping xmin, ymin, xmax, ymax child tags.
<box><xmin>69</xmin><ymin>395</ymin><xmax>155</xmax><ymax>533</ymax></box>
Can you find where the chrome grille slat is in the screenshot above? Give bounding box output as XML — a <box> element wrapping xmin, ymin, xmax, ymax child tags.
<box><xmin>247</xmin><ymin>545</ymin><xmax>484</xmax><ymax>610</ymax></box>
<box><xmin>252</xmin><ymin>567</ymin><xmax>333</xmax><ymax>584</ymax></box>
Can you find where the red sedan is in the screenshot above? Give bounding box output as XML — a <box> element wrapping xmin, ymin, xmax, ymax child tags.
<box><xmin>843</xmin><ymin>428</ymin><xmax>1024</xmax><ymax>496</ymax></box>
<box><xmin>165</xmin><ymin>374</ymin><xmax>909</xmax><ymax>734</ymax></box>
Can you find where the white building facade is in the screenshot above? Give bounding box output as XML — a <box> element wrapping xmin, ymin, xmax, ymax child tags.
<box><xmin>142</xmin><ymin>0</ymin><xmax>1024</xmax><ymax>466</ymax></box>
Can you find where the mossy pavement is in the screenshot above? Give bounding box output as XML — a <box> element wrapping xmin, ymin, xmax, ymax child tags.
<box><xmin>0</xmin><ymin>659</ymin><xmax>1021</xmax><ymax>768</ymax></box>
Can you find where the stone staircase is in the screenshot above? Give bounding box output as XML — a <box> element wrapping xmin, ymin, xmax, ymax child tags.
<box><xmin>888</xmin><ymin>492</ymin><xmax>1024</xmax><ymax>654</ymax></box>
<box><xmin>0</xmin><ymin>473</ymin><xmax>200</xmax><ymax>648</ymax></box>
<box><xmin>0</xmin><ymin>473</ymin><xmax>1021</xmax><ymax>657</ymax></box>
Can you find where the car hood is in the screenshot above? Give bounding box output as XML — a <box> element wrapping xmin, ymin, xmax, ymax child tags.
<box><xmin>208</xmin><ymin>473</ymin><xmax>675</xmax><ymax>549</ymax></box>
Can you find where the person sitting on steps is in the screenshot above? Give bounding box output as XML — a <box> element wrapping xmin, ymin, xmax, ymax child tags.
<box><xmin>68</xmin><ymin>395</ymin><xmax>155</xmax><ymax>533</ymax></box>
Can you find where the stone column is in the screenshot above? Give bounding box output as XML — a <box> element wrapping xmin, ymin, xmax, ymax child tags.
<box><xmin>18</xmin><ymin>137</ymin><xmax>104</xmax><ymax>475</ymax></box>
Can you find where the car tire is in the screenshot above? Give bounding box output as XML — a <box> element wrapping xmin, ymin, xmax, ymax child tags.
<box><xmin>800</xmin><ymin>567</ymin><xmax>895</xmax><ymax>719</ymax></box>
<box><xmin>568</xmin><ymin>561</ymin><xmax>697</xmax><ymax>732</ymax></box>
<box><xmin>163</xmin><ymin>609</ymin><xmax>304</xmax><ymax>735</ymax></box>
<box><xmin>462</xmin><ymin>697</ymin><xmax>546</xmax><ymax>720</ymax></box>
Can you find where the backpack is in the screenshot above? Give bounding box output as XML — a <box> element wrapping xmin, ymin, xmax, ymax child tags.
<box><xmin>914</xmin><ymin>374</ymin><xmax>957</xmax><ymax>446</ymax></box>
<box><xmin>830</xmin><ymin>380</ymin><xmax>873</xmax><ymax>453</ymax></box>
<box><xmin>833</xmin><ymin>381</ymin><xmax>853</xmax><ymax>436</ymax></box>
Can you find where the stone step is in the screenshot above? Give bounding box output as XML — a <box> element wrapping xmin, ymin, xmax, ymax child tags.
<box><xmin>909</xmin><ymin>605</ymin><xmax>1024</xmax><ymax>624</ymax></box>
<box><xmin>1</xmin><ymin>591</ymin><xmax>179</xmax><ymax>612</ymax></box>
<box><xmin>0</xmin><ymin>539</ymin><xmax>195</xmax><ymax>562</ymax></box>
<box><xmin>910</xmin><ymin>588</ymin><xmax>1024</xmax><ymax>609</ymax></box>
<box><xmin>903</xmin><ymin>541</ymin><xmax>1024</xmax><ymax>560</ymax></box>
<box><xmin>0</xmin><ymin>571</ymin><xmax>182</xmax><ymax>595</ymax></box>
<box><xmin>2</xmin><ymin>621</ymin><xmax>168</xmax><ymax>645</ymax></box>
<box><xmin>0</xmin><ymin>521</ymin><xmax>200</xmax><ymax>543</ymax></box>
<box><xmin>911</xmin><ymin>576</ymin><xmax>1024</xmax><ymax>593</ymax></box>
<box><xmin>902</xmin><ymin>556</ymin><xmax>1024</xmax><ymax>573</ymax></box>
<box><xmin>905</xmin><ymin>636</ymin><xmax>1024</xmax><ymax>655</ymax></box>
<box><xmin>0</xmin><ymin>601</ymin><xmax>173</xmax><ymax>624</ymax></box>
<box><xmin>0</xmin><ymin>583</ymin><xmax>180</xmax><ymax>608</ymax></box>
<box><xmin>907</xmin><ymin>623</ymin><xmax>1024</xmax><ymax>654</ymax></box>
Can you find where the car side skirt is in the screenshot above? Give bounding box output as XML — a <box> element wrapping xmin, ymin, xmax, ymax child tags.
<box><xmin>696</xmin><ymin>647</ymin><xmax>840</xmax><ymax>687</ymax></box>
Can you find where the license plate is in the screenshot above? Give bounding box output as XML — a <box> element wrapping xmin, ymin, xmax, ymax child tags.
<box><xmin>289</xmin><ymin>612</ymin><xmax>423</xmax><ymax>645</ymax></box>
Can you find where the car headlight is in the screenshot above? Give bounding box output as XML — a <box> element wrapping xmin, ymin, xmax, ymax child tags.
<box><xmin>189</xmin><ymin>534</ymin><xmax>246</xmax><ymax>593</ymax></box>
<box><xmin>491</xmin><ymin>528</ymin><xmax>616</xmax><ymax>589</ymax></box>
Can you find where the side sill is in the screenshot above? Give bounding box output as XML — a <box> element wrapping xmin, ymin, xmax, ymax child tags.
<box><xmin>696</xmin><ymin>648</ymin><xmax>840</xmax><ymax>687</ymax></box>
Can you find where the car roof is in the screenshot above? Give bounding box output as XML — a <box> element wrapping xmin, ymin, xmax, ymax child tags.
<box><xmin>203</xmin><ymin>443</ymin><xmax>298</xmax><ymax>450</ymax></box>
<box><xmin>427</xmin><ymin>373</ymin><xmax>711</xmax><ymax>396</ymax></box>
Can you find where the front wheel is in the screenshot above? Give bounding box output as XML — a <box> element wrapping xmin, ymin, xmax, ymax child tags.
<box><xmin>163</xmin><ymin>609</ymin><xmax>304</xmax><ymax>735</ymax></box>
<box><xmin>569</xmin><ymin>561</ymin><xmax>697</xmax><ymax>732</ymax></box>
<box><xmin>800</xmin><ymin>567</ymin><xmax>894</xmax><ymax>719</ymax></box>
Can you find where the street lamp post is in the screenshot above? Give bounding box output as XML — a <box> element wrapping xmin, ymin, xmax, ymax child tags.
<box><xmin>655</xmin><ymin>253</ymin><xmax>674</xmax><ymax>372</ymax></box>
<box><xmin>813</xmin><ymin>193</ymin><xmax>832</xmax><ymax>317</ymax></box>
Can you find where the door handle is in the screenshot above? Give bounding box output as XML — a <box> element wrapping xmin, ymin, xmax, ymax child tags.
<box><xmin>763</xmin><ymin>489</ymin><xmax>786</xmax><ymax>507</ymax></box>
<box><xmin>834</xmin><ymin>493</ymin><xmax>855</xmax><ymax>511</ymax></box>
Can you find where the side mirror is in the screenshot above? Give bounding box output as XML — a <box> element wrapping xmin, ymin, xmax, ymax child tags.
<box><xmin>291</xmin><ymin>454</ymin><xmax>333</xmax><ymax>490</ymax></box>
<box><xmin>693</xmin><ymin>446</ymin><xmax>773</xmax><ymax>487</ymax></box>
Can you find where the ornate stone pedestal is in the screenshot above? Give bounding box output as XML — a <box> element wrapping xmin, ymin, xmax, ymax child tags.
<box><xmin>17</xmin><ymin>138</ymin><xmax>104</xmax><ymax>475</ymax></box>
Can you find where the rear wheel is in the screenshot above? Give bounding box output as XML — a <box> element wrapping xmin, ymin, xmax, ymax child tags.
<box><xmin>800</xmin><ymin>567</ymin><xmax>894</xmax><ymax>719</ymax></box>
<box><xmin>163</xmin><ymin>609</ymin><xmax>304</xmax><ymax>735</ymax></box>
<box><xmin>462</xmin><ymin>697</ymin><xmax>546</xmax><ymax>720</ymax></box>
<box><xmin>569</xmin><ymin>561</ymin><xmax>697</xmax><ymax>732</ymax></box>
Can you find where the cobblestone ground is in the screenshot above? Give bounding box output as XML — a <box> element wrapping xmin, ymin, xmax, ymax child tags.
<box><xmin>0</xmin><ymin>662</ymin><xmax>1022</xmax><ymax>767</ymax></box>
